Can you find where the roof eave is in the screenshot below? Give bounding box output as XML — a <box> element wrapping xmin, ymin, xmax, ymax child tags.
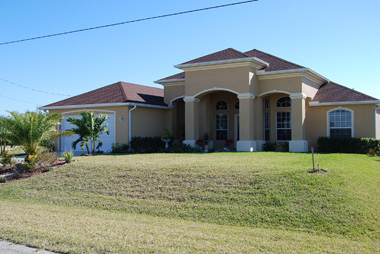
<box><xmin>174</xmin><ymin>57</ymin><xmax>269</xmax><ymax>70</ymax></box>
<box><xmin>257</xmin><ymin>68</ymin><xmax>329</xmax><ymax>84</ymax></box>
<box><xmin>154</xmin><ymin>78</ymin><xmax>185</xmax><ymax>84</ymax></box>
<box><xmin>41</xmin><ymin>102</ymin><xmax>171</xmax><ymax>110</ymax></box>
<box><xmin>309</xmin><ymin>100</ymin><xmax>380</xmax><ymax>107</ymax></box>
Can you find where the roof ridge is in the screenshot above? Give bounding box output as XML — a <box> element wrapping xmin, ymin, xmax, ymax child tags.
<box><xmin>329</xmin><ymin>81</ymin><xmax>379</xmax><ymax>100</ymax></box>
<box><xmin>246</xmin><ymin>49</ymin><xmax>304</xmax><ymax>68</ymax></box>
<box><xmin>227</xmin><ymin>47</ymin><xmax>250</xmax><ymax>57</ymax></box>
<box><xmin>117</xmin><ymin>82</ymin><xmax>129</xmax><ymax>102</ymax></box>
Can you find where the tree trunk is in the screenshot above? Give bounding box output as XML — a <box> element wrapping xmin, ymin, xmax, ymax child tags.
<box><xmin>86</xmin><ymin>143</ymin><xmax>90</xmax><ymax>154</ymax></box>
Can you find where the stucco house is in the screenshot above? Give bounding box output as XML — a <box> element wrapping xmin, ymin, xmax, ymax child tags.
<box><xmin>42</xmin><ymin>48</ymin><xmax>380</xmax><ymax>153</ymax></box>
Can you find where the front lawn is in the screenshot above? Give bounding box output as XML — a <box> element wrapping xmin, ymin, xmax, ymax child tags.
<box><xmin>1</xmin><ymin>153</ymin><xmax>379</xmax><ymax>252</ymax></box>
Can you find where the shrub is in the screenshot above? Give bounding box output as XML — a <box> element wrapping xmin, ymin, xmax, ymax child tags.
<box><xmin>317</xmin><ymin>137</ymin><xmax>380</xmax><ymax>154</ymax></box>
<box><xmin>62</xmin><ymin>150</ymin><xmax>74</xmax><ymax>163</ymax></box>
<box><xmin>26</xmin><ymin>151</ymin><xmax>57</xmax><ymax>171</ymax></box>
<box><xmin>0</xmin><ymin>177</ymin><xmax>6</xmax><ymax>183</ymax></box>
<box><xmin>195</xmin><ymin>139</ymin><xmax>204</xmax><ymax>148</ymax></box>
<box><xmin>279</xmin><ymin>142</ymin><xmax>289</xmax><ymax>152</ymax></box>
<box><xmin>225</xmin><ymin>139</ymin><xmax>234</xmax><ymax>148</ymax></box>
<box><xmin>130</xmin><ymin>137</ymin><xmax>164</xmax><ymax>153</ymax></box>
<box><xmin>0</xmin><ymin>151</ymin><xmax>14</xmax><ymax>166</ymax></box>
<box><xmin>263</xmin><ymin>142</ymin><xmax>277</xmax><ymax>152</ymax></box>
<box><xmin>170</xmin><ymin>143</ymin><xmax>195</xmax><ymax>153</ymax></box>
<box><xmin>111</xmin><ymin>143</ymin><xmax>129</xmax><ymax>154</ymax></box>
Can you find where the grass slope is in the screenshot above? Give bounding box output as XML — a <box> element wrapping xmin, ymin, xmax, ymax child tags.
<box><xmin>1</xmin><ymin>153</ymin><xmax>379</xmax><ymax>252</ymax></box>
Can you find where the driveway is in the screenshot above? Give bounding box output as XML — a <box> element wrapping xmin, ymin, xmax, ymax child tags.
<box><xmin>0</xmin><ymin>240</ymin><xmax>56</xmax><ymax>254</ymax></box>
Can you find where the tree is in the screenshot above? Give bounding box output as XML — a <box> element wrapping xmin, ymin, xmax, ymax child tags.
<box><xmin>0</xmin><ymin>117</ymin><xmax>9</xmax><ymax>154</ymax></box>
<box><xmin>66</xmin><ymin>111</ymin><xmax>109</xmax><ymax>154</ymax></box>
<box><xmin>0</xmin><ymin>110</ymin><xmax>62</xmax><ymax>157</ymax></box>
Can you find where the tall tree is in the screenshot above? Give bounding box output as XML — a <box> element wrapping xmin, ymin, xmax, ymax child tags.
<box><xmin>66</xmin><ymin>111</ymin><xmax>109</xmax><ymax>154</ymax></box>
<box><xmin>0</xmin><ymin>110</ymin><xmax>62</xmax><ymax>157</ymax></box>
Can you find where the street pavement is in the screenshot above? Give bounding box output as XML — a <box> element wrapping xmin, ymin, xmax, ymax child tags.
<box><xmin>0</xmin><ymin>240</ymin><xmax>56</xmax><ymax>254</ymax></box>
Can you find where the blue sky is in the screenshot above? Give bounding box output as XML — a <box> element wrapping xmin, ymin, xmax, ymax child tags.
<box><xmin>1</xmin><ymin>0</ymin><xmax>379</xmax><ymax>116</ymax></box>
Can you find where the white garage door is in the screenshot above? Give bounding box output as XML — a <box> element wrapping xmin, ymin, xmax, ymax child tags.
<box><xmin>61</xmin><ymin>113</ymin><xmax>115</xmax><ymax>153</ymax></box>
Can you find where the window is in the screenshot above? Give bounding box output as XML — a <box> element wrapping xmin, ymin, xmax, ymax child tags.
<box><xmin>277</xmin><ymin>97</ymin><xmax>291</xmax><ymax>108</ymax></box>
<box><xmin>216</xmin><ymin>101</ymin><xmax>228</xmax><ymax>110</ymax></box>
<box><xmin>264</xmin><ymin>98</ymin><xmax>270</xmax><ymax>109</ymax></box>
<box><xmin>234</xmin><ymin>102</ymin><xmax>239</xmax><ymax>110</ymax></box>
<box><xmin>277</xmin><ymin>112</ymin><xmax>291</xmax><ymax>141</ymax></box>
<box><xmin>264</xmin><ymin>112</ymin><xmax>270</xmax><ymax>141</ymax></box>
<box><xmin>216</xmin><ymin>114</ymin><xmax>228</xmax><ymax>140</ymax></box>
<box><xmin>329</xmin><ymin>109</ymin><xmax>352</xmax><ymax>137</ymax></box>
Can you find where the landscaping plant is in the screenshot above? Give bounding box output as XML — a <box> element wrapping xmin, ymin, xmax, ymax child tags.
<box><xmin>66</xmin><ymin>111</ymin><xmax>109</xmax><ymax>155</ymax></box>
<box><xmin>0</xmin><ymin>110</ymin><xmax>62</xmax><ymax>158</ymax></box>
<box><xmin>62</xmin><ymin>150</ymin><xmax>74</xmax><ymax>163</ymax></box>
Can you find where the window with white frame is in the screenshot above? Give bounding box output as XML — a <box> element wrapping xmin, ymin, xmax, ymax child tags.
<box><xmin>277</xmin><ymin>97</ymin><xmax>291</xmax><ymax>108</ymax></box>
<box><xmin>329</xmin><ymin>109</ymin><xmax>353</xmax><ymax>137</ymax></box>
<box><xmin>216</xmin><ymin>114</ymin><xmax>228</xmax><ymax>140</ymax></box>
<box><xmin>264</xmin><ymin>98</ymin><xmax>270</xmax><ymax>109</ymax></box>
<box><xmin>264</xmin><ymin>112</ymin><xmax>270</xmax><ymax>141</ymax></box>
<box><xmin>216</xmin><ymin>101</ymin><xmax>228</xmax><ymax>110</ymax></box>
<box><xmin>277</xmin><ymin>112</ymin><xmax>291</xmax><ymax>141</ymax></box>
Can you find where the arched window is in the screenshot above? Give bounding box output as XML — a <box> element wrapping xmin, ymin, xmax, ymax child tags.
<box><xmin>277</xmin><ymin>97</ymin><xmax>291</xmax><ymax>108</ymax></box>
<box><xmin>329</xmin><ymin>109</ymin><xmax>353</xmax><ymax>137</ymax></box>
<box><xmin>216</xmin><ymin>101</ymin><xmax>228</xmax><ymax>110</ymax></box>
<box><xmin>264</xmin><ymin>98</ymin><xmax>270</xmax><ymax>109</ymax></box>
<box><xmin>234</xmin><ymin>102</ymin><xmax>239</xmax><ymax>110</ymax></box>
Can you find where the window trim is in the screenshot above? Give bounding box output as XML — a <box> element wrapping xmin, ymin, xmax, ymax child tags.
<box><xmin>216</xmin><ymin>113</ymin><xmax>229</xmax><ymax>141</ymax></box>
<box><xmin>327</xmin><ymin>108</ymin><xmax>354</xmax><ymax>138</ymax></box>
<box><xmin>276</xmin><ymin>111</ymin><xmax>292</xmax><ymax>141</ymax></box>
<box><xmin>216</xmin><ymin>100</ymin><xmax>228</xmax><ymax>111</ymax></box>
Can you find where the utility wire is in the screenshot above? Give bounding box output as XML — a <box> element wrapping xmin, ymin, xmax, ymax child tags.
<box><xmin>0</xmin><ymin>78</ymin><xmax>72</xmax><ymax>97</ymax></box>
<box><xmin>0</xmin><ymin>94</ymin><xmax>39</xmax><ymax>106</ymax></box>
<box><xmin>0</xmin><ymin>0</ymin><xmax>258</xmax><ymax>46</ymax></box>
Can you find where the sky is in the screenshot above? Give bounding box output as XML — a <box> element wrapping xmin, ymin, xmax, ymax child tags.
<box><xmin>0</xmin><ymin>0</ymin><xmax>379</xmax><ymax>116</ymax></box>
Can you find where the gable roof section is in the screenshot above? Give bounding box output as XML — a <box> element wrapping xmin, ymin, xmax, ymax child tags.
<box><xmin>44</xmin><ymin>82</ymin><xmax>166</xmax><ymax>108</ymax></box>
<box><xmin>156</xmin><ymin>48</ymin><xmax>305</xmax><ymax>83</ymax></box>
<box><xmin>180</xmin><ymin>48</ymin><xmax>250</xmax><ymax>65</ymax></box>
<box><xmin>244</xmin><ymin>49</ymin><xmax>304</xmax><ymax>71</ymax></box>
<box><xmin>312</xmin><ymin>82</ymin><xmax>378</xmax><ymax>103</ymax></box>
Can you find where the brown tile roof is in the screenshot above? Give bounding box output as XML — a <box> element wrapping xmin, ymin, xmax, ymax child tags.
<box><xmin>244</xmin><ymin>49</ymin><xmax>304</xmax><ymax>71</ymax></box>
<box><xmin>44</xmin><ymin>82</ymin><xmax>166</xmax><ymax>107</ymax></box>
<box><xmin>157</xmin><ymin>48</ymin><xmax>305</xmax><ymax>82</ymax></box>
<box><xmin>181</xmin><ymin>48</ymin><xmax>250</xmax><ymax>65</ymax></box>
<box><xmin>312</xmin><ymin>82</ymin><xmax>378</xmax><ymax>102</ymax></box>
<box><xmin>156</xmin><ymin>72</ymin><xmax>185</xmax><ymax>82</ymax></box>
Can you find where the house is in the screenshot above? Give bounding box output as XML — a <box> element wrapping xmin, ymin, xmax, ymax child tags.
<box><xmin>42</xmin><ymin>48</ymin><xmax>380</xmax><ymax>153</ymax></box>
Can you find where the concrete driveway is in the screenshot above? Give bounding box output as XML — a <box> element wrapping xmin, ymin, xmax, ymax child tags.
<box><xmin>0</xmin><ymin>240</ymin><xmax>56</xmax><ymax>254</ymax></box>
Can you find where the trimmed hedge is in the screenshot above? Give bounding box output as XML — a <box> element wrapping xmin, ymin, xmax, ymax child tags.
<box><xmin>317</xmin><ymin>137</ymin><xmax>380</xmax><ymax>154</ymax></box>
<box><xmin>130</xmin><ymin>137</ymin><xmax>164</xmax><ymax>153</ymax></box>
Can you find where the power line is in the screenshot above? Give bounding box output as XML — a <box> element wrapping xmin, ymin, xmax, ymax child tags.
<box><xmin>0</xmin><ymin>94</ymin><xmax>39</xmax><ymax>106</ymax></box>
<box><xmin>0</xmin><ymin>0</ymin><xmax>258</xmax><ymax>46</ymax></box>
<box><xmin>0</xmin><ymin>78</ymin><xmax>72</xmax><ymax>96</ymax></box>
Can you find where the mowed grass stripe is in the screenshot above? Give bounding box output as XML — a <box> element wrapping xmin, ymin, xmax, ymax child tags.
<box><xmin>1</xmin><ymin>153</ymin><xmax>379</xmax><ymax>239</ymax></box>
<box><xmin>0</xmin><ymin>200</ymin><xmax>378</xmax><ymax>253</ymax></box>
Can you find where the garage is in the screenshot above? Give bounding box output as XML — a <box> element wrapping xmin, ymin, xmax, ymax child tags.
<box><xmin>60</xmin><ymin>112</ymin><xmax>115</xmax><ymax>154</ymax></box>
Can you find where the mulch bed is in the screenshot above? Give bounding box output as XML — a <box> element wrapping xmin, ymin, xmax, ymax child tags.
<box><xmin>1</xmin><ymin>160</ymin><xmax>69</xmax><ymax>183</ymax></box>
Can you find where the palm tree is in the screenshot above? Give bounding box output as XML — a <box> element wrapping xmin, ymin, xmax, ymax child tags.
<box><xmin>66</xmin><ymin>111</ymin><xmax>109</xmax><ymax>154</ymax></box>
<box><xmin>0</xmin><ymin>110</ymin><xmax>62</xmax><ymax>157</ymax></box>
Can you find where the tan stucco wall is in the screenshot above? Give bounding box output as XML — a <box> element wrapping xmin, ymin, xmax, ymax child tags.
<box><xmin>302</xmin><ymin>77</ymin><xmax>320</xmax><ymax>99</ymax></box>
<box><xmin>131</xmin><ymin>107</ymin><xmax>170</xmax><ymax>138</ymax></box>
<box><xmin>163</xmin><ymin>83</ymin><xmax>185</xmax><ymax>105</ymax></box>
<box><xmin>185</xmin><ymin>65</ymin><xmax>253</xmax><ymax>96</ymax></box>
<box><xmin>258</xmin><ymin>77</ymin><xmax>302</xmax><ymax>96</ymax></box>
<box><xmin>306</xmin><ymin>104</ymin><xmax>377</xmax><ymax>149</ymax></box>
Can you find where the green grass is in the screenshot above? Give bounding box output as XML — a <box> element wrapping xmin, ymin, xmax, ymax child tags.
<box><xmin>1</xmin><ymin>153</ymin><xmax>380</xmax><ymax>252</ymax></box>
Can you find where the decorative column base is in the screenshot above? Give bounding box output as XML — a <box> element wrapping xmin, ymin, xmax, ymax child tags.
<box><xmin>289</xmin><ymin>140</ymin><xmax>308</xmax><ymax>153</ymax></box>
<box><xmin>255</xmin><ymin>140</ymin><xmax>266</xmax><ymax>151</ymax></box>
<box><xmin>237</xmin><ymin>140</ymin><xmax>258</xmax><ymax>152</ymax></box>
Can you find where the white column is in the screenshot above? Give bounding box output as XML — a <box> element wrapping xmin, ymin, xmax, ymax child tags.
<box><xmin>289</xmin><ymin>93</ymin><xmax>308</xmax><ymax>152</ymax></box>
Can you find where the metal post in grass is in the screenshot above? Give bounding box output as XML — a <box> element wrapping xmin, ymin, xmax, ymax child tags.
<box><xmin>312</xmin><ymin>147</ymin><xmax>315</xmax><ymax>171</ymax></box>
